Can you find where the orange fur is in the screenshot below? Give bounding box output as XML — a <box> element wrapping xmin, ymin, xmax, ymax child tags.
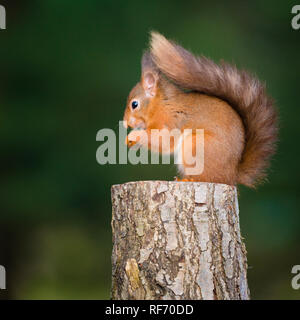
<box><xmin>124</xmin><ymin>32</ymin><xmax>278</xmax><ymax>187</ymax></box>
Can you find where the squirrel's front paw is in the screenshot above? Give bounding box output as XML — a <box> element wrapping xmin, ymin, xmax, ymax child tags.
<box><xmin>126</xmin><ymin>130</ymin><xmax>143</xmax><ymax>147</ymax></box>
<box><xmin>126</xmin><ymin>136</ymin><xmax>139</xmax><ymax>147</ymax></box>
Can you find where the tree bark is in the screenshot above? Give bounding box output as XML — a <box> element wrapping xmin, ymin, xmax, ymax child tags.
<box><xmin>111</xmin><ymin>181</ymin><xmax>249</xmax><ymax>300</ymax></box>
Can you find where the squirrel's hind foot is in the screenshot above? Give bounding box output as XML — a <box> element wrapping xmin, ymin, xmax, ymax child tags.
<box><xmin>174</xmin><ymin>176</ymin><xmax>199</xmax><ymax>182</ymax></box>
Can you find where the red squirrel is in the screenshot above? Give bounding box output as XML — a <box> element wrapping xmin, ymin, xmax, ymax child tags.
<box><xmin>123</xmin><ymin>32</ymin><xmax>277</xmax><ymax>187</ymax></box>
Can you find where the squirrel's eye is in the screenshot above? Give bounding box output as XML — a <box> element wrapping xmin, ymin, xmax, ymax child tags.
<box><xmin>131</xmin><ymin>100</ymin><xmax>139</xmax><ymax>110</ymax></box>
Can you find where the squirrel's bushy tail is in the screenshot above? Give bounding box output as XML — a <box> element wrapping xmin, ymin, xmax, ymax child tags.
<box><xmin>150</xmin><ymin>32</ymin><xmax>278</xmax><ymax>187</ymax></box>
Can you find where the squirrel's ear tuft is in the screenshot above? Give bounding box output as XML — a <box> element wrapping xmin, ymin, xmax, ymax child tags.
<box><xmin>141</xmin><ymin>50</ymin><xmax>159</xmax><ymax>97</ymax></box>
<box><xmin>141</xmin><ymin>50</ymin><xmax>156</xmax><ymax>72</ymax></box>
<box><xmin>142</xmin><ymin>71</ymin><xmax>158</xmax><ymax>97</ymax></box>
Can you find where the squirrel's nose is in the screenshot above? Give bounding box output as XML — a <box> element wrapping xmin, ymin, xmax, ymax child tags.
<box><xmin>128</xmin><ymin>116</ymin><xmax>137</xmax><ymax>128</ymax></box>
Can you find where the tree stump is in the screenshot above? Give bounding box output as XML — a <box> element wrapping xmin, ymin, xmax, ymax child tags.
<box><xmin>111</xmin><ymin>181</ymin><xmax>249</xmax><ymax>300</ymax></box>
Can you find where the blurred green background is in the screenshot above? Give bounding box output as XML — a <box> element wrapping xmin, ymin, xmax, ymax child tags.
<box><xmin>0</xmin><ymin>0</ymin><xmax>299</xmax><ymax>299</ymax></box>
